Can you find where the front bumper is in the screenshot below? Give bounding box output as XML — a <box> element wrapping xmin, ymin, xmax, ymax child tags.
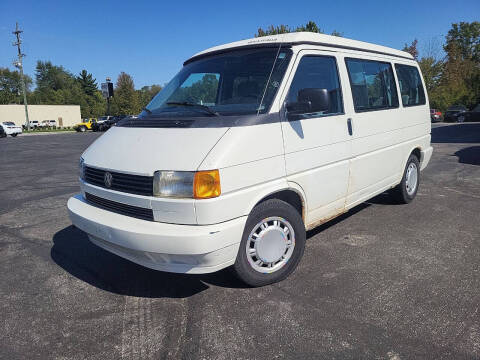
<box><xmin>67</xmin><ymin>194</ymin><xmax>246</xmax><ymax>274</ymax></box>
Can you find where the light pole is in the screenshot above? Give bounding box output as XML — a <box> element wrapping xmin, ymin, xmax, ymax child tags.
<box><xmin>106</xmin><ymin>77</ymin><xmax>111</xmax><ymax>115</ymax></box>
<box><xmin>101</xmin><ymin>77</ymin><xmax>114</xmax><ymax>115</ymax></box>
<box><xmin>12</xmin><ymin>22</ymin><xmax>30</xmax><ymax>131</ymax></box>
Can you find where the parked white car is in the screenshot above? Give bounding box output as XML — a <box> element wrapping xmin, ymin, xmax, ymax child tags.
<box><xmin>68</xmin><ymin>32</ymin><xmax>433</xmax><ymax>286</ymax></box>
<box><xmin>40</xmin><ymin>120</ymin><xmax>57</xmax><ymax>128</ymax></box>
<box><xmin>1</xmin><ymin>122</ymin><xmax>22</xmax><ymax>137</ymax></box>
<box><xmin>28</xmin><ymin>120</ymin><xmax>40</xmax><ymax>128</ymax></box>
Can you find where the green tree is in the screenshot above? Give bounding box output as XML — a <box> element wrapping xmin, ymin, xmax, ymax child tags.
<box><xmin>82</xmin><ymin>91</ymin><xmax>107</xmax><ymax>118</ymax></box>
<box><xmin>30</xmin><ymin>61</ymin><xmax>106</xmax><ymax>118</ymax></box>
<box><xmin>441</xmin><ymin>22</ymin><xmax>480</xmax><ymax>108</ymax></box>
<box><xmin>31</xmin><ymin>61</ymin><xmax>76</xmax><ymax>104</ymax></box>
<box><xmin>77</xmin><ymin>70</ymin><xmax>98</xmax><ymax>96</ymax></box>
<box><xmin>110</xmin><ymin>72</ymin><xmax>140</xmax><ymax>116</ymax></box>
<box><xmin>403</xmin><ymin>39</ymin><xmax>419</xmax><ymax>60</ymax></box>
<box><xmin>255</xmin><ymin>24</ymin><xmax>292</xmax><ymax>37</ymax></box>
<box><xmin>170</xmin><ymin>74</ymin><xmax>219</xmax><ymax>104</ymax></box>
<box><xmin>418</xmin><ymin>57</ymin><xmax>443</xmax><ymax>93</ymax></box>
<box><xmin>35</xmin><ymin>61</ymin><xmax>73</xmax><ymax>91</ymax></box>
<box><xmin>255</xmin><ymin>21</ymin><xmax>342</xmax><ymax>37</ymax></box>
<box><xmin>0</xmin><ymin>67</ymin><xmax>32</xmax><ymax>104</ymax></box>
<box><xmin>75</xmin><ymin>70</ymin><xmax>106</xmax><ymax>118</ymax></box>
<box><xmin>445</xmin><ymin>21</ymin><xmax>480</xmax><ymax>62</ymax></box>
<box><xmin>404</xmin><ymin>22</ymin><xmax>480</xmax><ymax>111</ymax></box>
<box><xmin>295</xmin><ymin>21</ymin><xmax>322</xmax><ymax>33</ymax></box>
<box><xmin>137</xmin><ymin>84</ymin><xmax>162</xmax><ymax>109</ymax></box>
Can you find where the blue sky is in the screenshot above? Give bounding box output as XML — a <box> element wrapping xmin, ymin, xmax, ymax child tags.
<box><xmin>1</xmin><ymin>0</ymin><xmax>479</xmax><ymax>89</ymax></box>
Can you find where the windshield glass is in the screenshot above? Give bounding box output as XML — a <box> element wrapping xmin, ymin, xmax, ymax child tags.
<box><xmin>143</xmin><ymin>47</ymin><xmax>292</xmax><ymax>117</ymax></box>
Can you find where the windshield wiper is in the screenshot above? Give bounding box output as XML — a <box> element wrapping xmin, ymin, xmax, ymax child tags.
<box><xmin>166</xmin><ymin>102</ymin><xmax>219</xmax><ymax>116</ymax></box>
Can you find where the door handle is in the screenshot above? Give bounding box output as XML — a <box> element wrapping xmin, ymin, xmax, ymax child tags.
<box><xmin>347</xmin><ymin>118</ymin><xmax>353</xmax><ymax>136</ymax></box>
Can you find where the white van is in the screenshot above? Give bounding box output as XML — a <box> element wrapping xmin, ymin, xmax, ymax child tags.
<box><xmin>68</xmin><ymin>33</ymin><xmax>432</xmax><ymax>286</ymax></box>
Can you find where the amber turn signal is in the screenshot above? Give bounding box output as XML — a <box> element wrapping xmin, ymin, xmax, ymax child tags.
<box><xmin>193</xmin><ymin>170</ymin><xmax>221</xmax><ymax>199</ymax></box>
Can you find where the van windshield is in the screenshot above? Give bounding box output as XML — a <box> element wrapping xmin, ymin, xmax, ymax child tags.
<box><xmin>142</xmin><ymin>47</ymin><xmax>292</xmax><ymax>118</ymax></box>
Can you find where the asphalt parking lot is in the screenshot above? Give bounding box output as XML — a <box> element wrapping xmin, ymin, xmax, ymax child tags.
<box><xmin>1</xmin><ymin>123</ymin><xmax>479</xmax><ymax>359</ymax></box>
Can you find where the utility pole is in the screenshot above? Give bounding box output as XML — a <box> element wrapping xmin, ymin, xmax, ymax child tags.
<box><xmin>12</xmin><ymin>22</ymin><xmax>30</xmax><ymax>131</ymax></box>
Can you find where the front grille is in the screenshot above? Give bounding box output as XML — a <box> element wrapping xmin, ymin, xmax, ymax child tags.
<box><xmin>84</xmin><ymin>166</ymin><xmax>153</xmax><ymax>196</ymax></box>
<box><xmin>85</xmin><ymin>193</ymin><xmax>154</xmax><ymax>221</ymax></box>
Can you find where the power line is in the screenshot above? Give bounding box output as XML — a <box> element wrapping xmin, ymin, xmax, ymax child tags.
<box><xmin>12</xmin><ymin>22</ymin><xmax>30</xmax><ymax>131</ymax></box>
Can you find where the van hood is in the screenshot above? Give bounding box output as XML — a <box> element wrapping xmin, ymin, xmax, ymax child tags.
<box><xmin>82</xmin><ymin>126</ymin><xmax>229</xmax><ymax>175</ymax></box>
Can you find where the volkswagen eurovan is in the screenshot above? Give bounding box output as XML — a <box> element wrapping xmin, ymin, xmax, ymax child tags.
<box><xmin>68</xmin><ymin>32</ymin><xmax>433</xmax><ymax>286</ymax></box>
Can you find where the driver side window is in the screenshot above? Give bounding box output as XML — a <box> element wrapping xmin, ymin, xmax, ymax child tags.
<box><xmin>287</xmin><ymin>56</ymin><xmax>343</xmax><ymax>119</ymax></box>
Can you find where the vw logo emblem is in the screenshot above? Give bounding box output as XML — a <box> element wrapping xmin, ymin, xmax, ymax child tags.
<box><xmin>104</xmin><ymin>172</ymin><xmax>113</xmax><ymax>188</ymax></box>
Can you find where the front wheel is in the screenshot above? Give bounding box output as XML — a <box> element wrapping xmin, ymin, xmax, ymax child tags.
<box><xmin>391</xmin><ymin>154</ymin><xmax>420</xmax><ymax>204</ymax></box>
<box><xmin>79</xmin><ymin>126</ymin><xmax>87</xmax><ymax>133</ymax></box>
<box><xmin>233</xmin><ymin>199</ymin><xmax>306</xmax><ymax>287</ymax></box>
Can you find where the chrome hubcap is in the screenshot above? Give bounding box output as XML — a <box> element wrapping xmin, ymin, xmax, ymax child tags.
<box><xmin>405</xmin><ymin>162</ymin><xmax>418</xmax><ymax>196</ymax></box>
<box><xmin>246</xmin><ymin>217</ymin><xmax>295</xmax><ymax>273</ymax></box>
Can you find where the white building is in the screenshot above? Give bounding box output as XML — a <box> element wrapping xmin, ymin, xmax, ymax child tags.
<box><xmin>0</xmin><ymin>104</ymin><xmax>81</xmax><ymax>128</ymax></box>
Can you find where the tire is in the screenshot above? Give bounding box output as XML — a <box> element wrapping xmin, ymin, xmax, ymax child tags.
<box><xmin>79</xmin><ymin>126</ymin><xmax>87</xmax><ymax>133</ymax></box>
<box><xmin>11</xmin><ymin>133</ymin><xmax>17</xmax><ymax>137</ymax></box>
<box><xmin>233</xmin><ymin>199</ymin><xmax>306</xmax><ymax>287</ymax></box>
<box><xmin>391</xmin><ymin>154</ymin><xmax>420</xmax><ymax>204</ymax></box>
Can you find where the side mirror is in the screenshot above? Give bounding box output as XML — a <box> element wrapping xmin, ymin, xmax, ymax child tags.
<box><xmin>286</xmin><ymin>88</ymin><xmax>330</xmax><ymax>115</ymax></box>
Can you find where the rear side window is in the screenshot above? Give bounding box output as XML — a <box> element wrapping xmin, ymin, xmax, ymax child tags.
<box><xmin>345</xmin><ymin>58</ymin><xmax>398</xmax><ymax>112</ymax></box>
<box><xmin>287</xmin><ymin>55</ymin><xmax>343</xmax><ymax>118</ymax></box>
<box><xmin>395</xmin><ymin>64</ymin><xmax>426</xmax><ymax>106</ymax></box>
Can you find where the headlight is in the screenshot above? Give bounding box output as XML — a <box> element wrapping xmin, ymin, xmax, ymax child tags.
<box><xmin>153</xmin><ymin>171</ymin><xmax>194</xmax><ymax>198</ymax></box>
<box><xmin>79</xmin><ymin>157</ymin><xmax>85</xmax><ymax>180</ymax></box>
<box><xmin>153</xmin><ymin>170</ymin><xmax>221</xmax><ymax>199</ymax></box>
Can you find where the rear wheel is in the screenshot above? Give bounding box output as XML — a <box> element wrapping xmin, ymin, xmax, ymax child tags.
<box><xmin>391</xmin><ymin>154</ymin><xmax>420</xmax><ymax>204</ymax></box>
<box><xmin>11</xmin><ymin>133</ymin><xmax>17</xmax><ymax>137</ymax></box>
<box><xmin>233</xmin><ymin>199</ymin><xmax>306</xmax><ymax>287</ymax></box>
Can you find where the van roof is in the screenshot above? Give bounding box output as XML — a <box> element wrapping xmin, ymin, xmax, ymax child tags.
<box><xmin>186</xmin><ymin>32</ymin><xmax>413</xmax><ymax>64</ymax></box>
